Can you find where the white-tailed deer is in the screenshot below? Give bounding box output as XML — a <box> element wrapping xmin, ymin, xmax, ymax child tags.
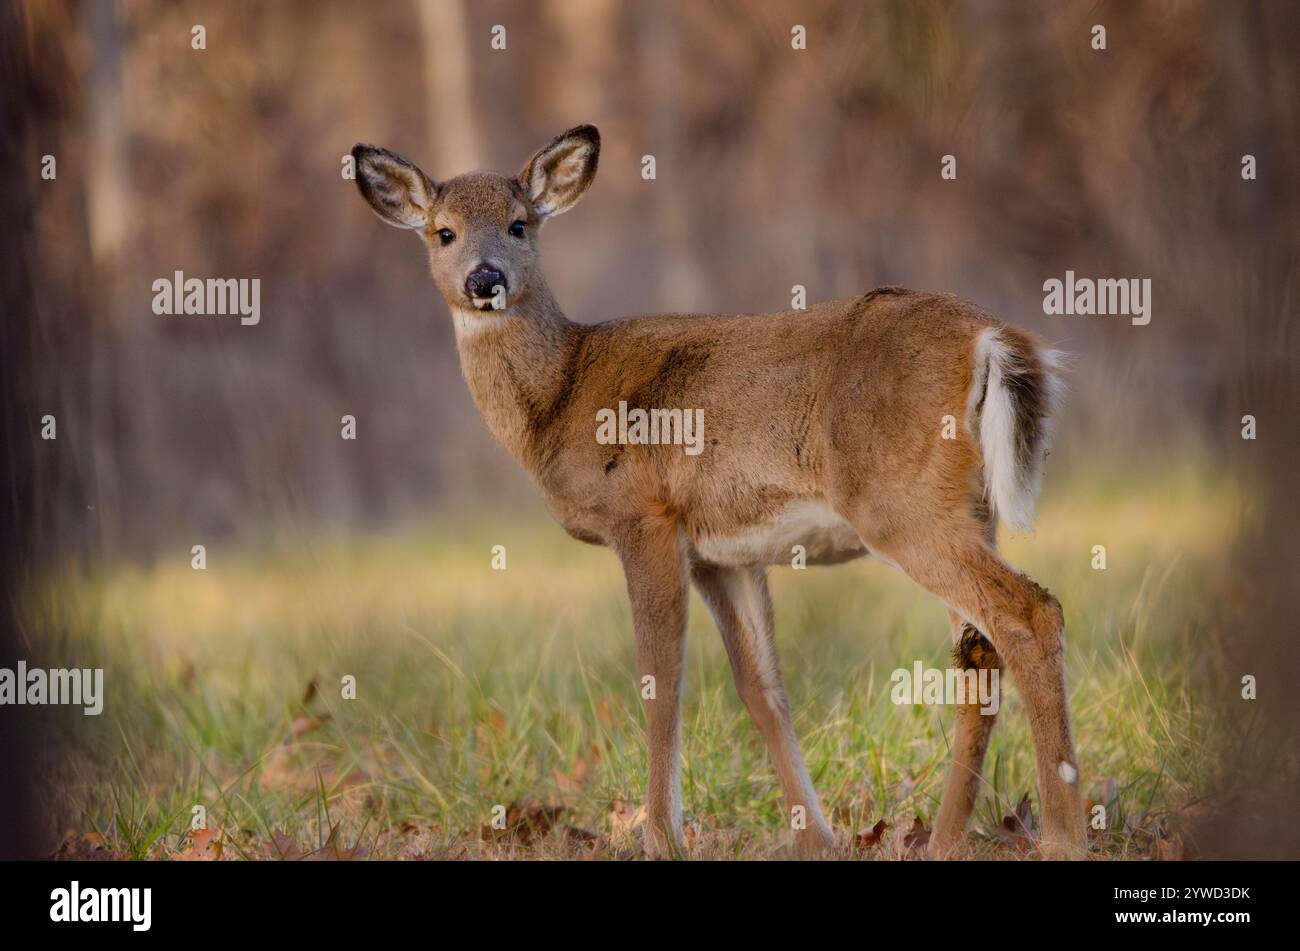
<box><xmin>352</xmin><ymin>125</ymin><xmax>1085</xmax><ymax>859</ymax></box>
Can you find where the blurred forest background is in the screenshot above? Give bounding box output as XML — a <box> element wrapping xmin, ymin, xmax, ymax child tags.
<box><xmin>6</xmin><ymin>0</ymin><xmax>1296</xmax><ymax>556</ymax></box>
<box><xmin>2</xmin><ymin>0</ymin><xmax>1297</xmax><ymax>859</ymax></box>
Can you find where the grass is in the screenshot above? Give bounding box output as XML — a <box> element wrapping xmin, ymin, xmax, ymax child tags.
<box><xmin>22</xmin><ymin>463</ymin><xmax>1251</xmax><ymax>860</ymax></box>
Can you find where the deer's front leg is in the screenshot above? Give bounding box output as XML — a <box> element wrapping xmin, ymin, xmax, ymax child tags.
<box><xmin>692</xmin><ymin>562</ymin><xmax>835</xmax><ymax>856</ymax></box>
<box><xmin>613</xmin><ymin>518</ymin><xmax>689</xmax><ymax>859</ymax></box>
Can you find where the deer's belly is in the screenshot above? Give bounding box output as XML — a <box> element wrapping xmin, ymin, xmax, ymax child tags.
<box><xmin>692</xmin><ymin>499</ymin><xmax>867</xmax><ymax>567</ymax></box>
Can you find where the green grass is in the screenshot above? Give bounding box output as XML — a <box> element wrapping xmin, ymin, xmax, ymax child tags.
<box><xmin>24</xmin><ymin>464</ymin><xmax>1249</xmax><ymax>859</ymax></box>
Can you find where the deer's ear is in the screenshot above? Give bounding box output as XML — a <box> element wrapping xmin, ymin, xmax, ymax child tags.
<box><xmin>352</xmin><ymin>144</ymin><xmax>438</xmax><ymax>230</ymax></box>
<box><xmin>517</xmin><ymin>125</ymin><xmax>600</xmax><ymax>219</ymax></box>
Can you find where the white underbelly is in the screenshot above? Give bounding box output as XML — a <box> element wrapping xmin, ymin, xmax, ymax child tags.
<box><xmin>692</xmin><ymin>499</ymin><xmax>867</xmax><ymax>567</ymax></box>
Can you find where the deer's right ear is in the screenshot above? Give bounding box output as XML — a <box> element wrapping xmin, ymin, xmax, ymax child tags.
<box><xmin>352</xmin><ymin>144</ymin><xmax>438</xmax><ymax>230</ymax></box>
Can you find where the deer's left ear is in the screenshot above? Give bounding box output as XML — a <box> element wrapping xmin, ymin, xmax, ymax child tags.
<box><xmin>517</xmin><ymin>125</ymin><xmax>600</xmax><ymax>219</ymax></box>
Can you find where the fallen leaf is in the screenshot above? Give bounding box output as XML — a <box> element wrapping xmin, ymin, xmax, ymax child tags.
<box><xmin>175</xmin><ymin>827</ymin><xmax>223</xmax><ymax>861</ymax></box>
<box><xmin>993</xmin><ymin>793</ymin><xmax>1036</xmax><ymax>851</ymax></box>
<box><xmin>306</xmin><ymin>823</ymin><xmax>367</xmax><ymax>861</ymax></box>
<box><xmin>50</xmin><ymin>829</ymin><xmax>126</xmax><ymax>861</ymax></box>
<box><xmin>903</xmin><ymin>815</ymin><xmax>931</xmax><ymax>850</ymax></box>
<box><xmin>480</xmin><ymin>801</ymin><xmax>565</xmax><ymax>848</ymax></box>
<box><xmin>270</xmin><ymin>827</ymin><xmax>305</xmax><ymax>860</ymax></box>
<box><xmin>855</xmin><ymin>819</ymin><xmax>889</xmax><ymax>850</ymax></box>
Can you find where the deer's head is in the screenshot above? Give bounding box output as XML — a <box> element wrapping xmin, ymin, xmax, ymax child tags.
<box><xmin>351</xmin><ymin>125</ymin><xmax>599</xmax><ymax>316</ymax></box>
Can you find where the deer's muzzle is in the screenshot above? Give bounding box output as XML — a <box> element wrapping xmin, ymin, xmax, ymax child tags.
<box><xmin>465</xmin><ymin>265</ymin><xmax>506</xmax><ymax>300</ymax></box>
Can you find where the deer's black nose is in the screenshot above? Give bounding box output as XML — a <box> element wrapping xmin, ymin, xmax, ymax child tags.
<box><xmin>465</xmin><ymin>265</ymin><xmax>506</xmax><ymax>299</ymax></box>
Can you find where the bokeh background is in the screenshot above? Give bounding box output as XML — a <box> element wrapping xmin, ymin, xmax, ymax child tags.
<box><xmin>2</xmin><ymin>0</ymin><xmax>1297</xmax><ymax>859</ymax></box>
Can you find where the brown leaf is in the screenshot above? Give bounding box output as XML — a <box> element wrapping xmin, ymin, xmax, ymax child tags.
<box><xmin>903</xmin><ymin>815</ymin><xmax>931</xmax><ymax>850</ymax></box>
<box><xmin>50</xmin><ymin>829</ymin><xmax>126</xmax><ymax>861</ymax></box>
<box><xmin>480</xmin><ymin>801</ymin><xmax>565</xmax><ymax>848</ymax></box>
<box><xmin>1011</xmin><ymin>793</ymin><xmax>1035</xmax><ymax>833</ymax></box>
<box><xmin>993</xmin><ymin>793</ymin><xmax>1036</xmax><ymax>851</ymax></box>
<box><xmin>270</xmin><ymin>827</ymin><xmax>305</xmax><ymax>860</ymax></box>
<box><xmin>306</xmin><ymin>823</ymin><xmax>367</xmax><ymax>861</ymax></box>
<box><xmin>175</xmin><ymin>827</ymin><xmax>223</xmax><ymax>861</ymax></box>
<box><xmin>300</xmin><ymin>677</ymin><xmax>319</xmax><ymax>708</ymax></box>
<box><xmin>855</xmin><ymin>819</ymin><xmax>889</xmax><ymax>850</ymax></box>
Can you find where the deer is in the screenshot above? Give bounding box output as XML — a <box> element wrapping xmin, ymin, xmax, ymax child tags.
<box><xmin>350</xmin><ymin>125</ymin><xmax>1085</xmax><ymax>860</ymax></box>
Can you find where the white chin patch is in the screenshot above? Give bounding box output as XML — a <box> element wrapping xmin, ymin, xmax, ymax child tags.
<box><xmin>472</xmin><ymin>299</ymin><xmax>496</xmax><ymax>312</ymax></box>
<box><xmin>1057</xmin><ymin>761</ymin><xmax>1078</xmax><ymax>785</ymax></box>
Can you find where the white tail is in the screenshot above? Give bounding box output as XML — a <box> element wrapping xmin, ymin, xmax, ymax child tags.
<box><xmin>969</xmin><ymin>327</ymin><xmax>1064</xmax><ymax>532</ymax></box>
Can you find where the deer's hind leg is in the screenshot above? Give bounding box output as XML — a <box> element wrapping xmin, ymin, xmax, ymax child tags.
<box><xmin>859</xmin><ymin>521</ymin><xmax>1085</xmax><ymax>859</ymax></box>
<box><xmin>930</xmin><ymin>610</ymin><xmax>1002</xmax><ymax>855</ymax></box>
<box><xmin>692</xmin><ymin>562</ymin><xmax>835</xmax><ymax>856</ymax></box>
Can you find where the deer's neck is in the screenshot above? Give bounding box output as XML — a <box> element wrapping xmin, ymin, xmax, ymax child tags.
<box><xmin>451</xmin><ymin>283</ymin><xmax>579</xmax><ymax>471</ymax></box>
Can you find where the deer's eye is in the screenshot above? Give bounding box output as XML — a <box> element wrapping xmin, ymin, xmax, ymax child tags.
<box><xmin>437</xmin><ymin>228</ymin><xmax>455</xmax><ymax>246</ymax></box>
<box><xmin>508</xmin><ymin>220</ymin><xmax>526</xmax><ymax>239</ymax></box>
